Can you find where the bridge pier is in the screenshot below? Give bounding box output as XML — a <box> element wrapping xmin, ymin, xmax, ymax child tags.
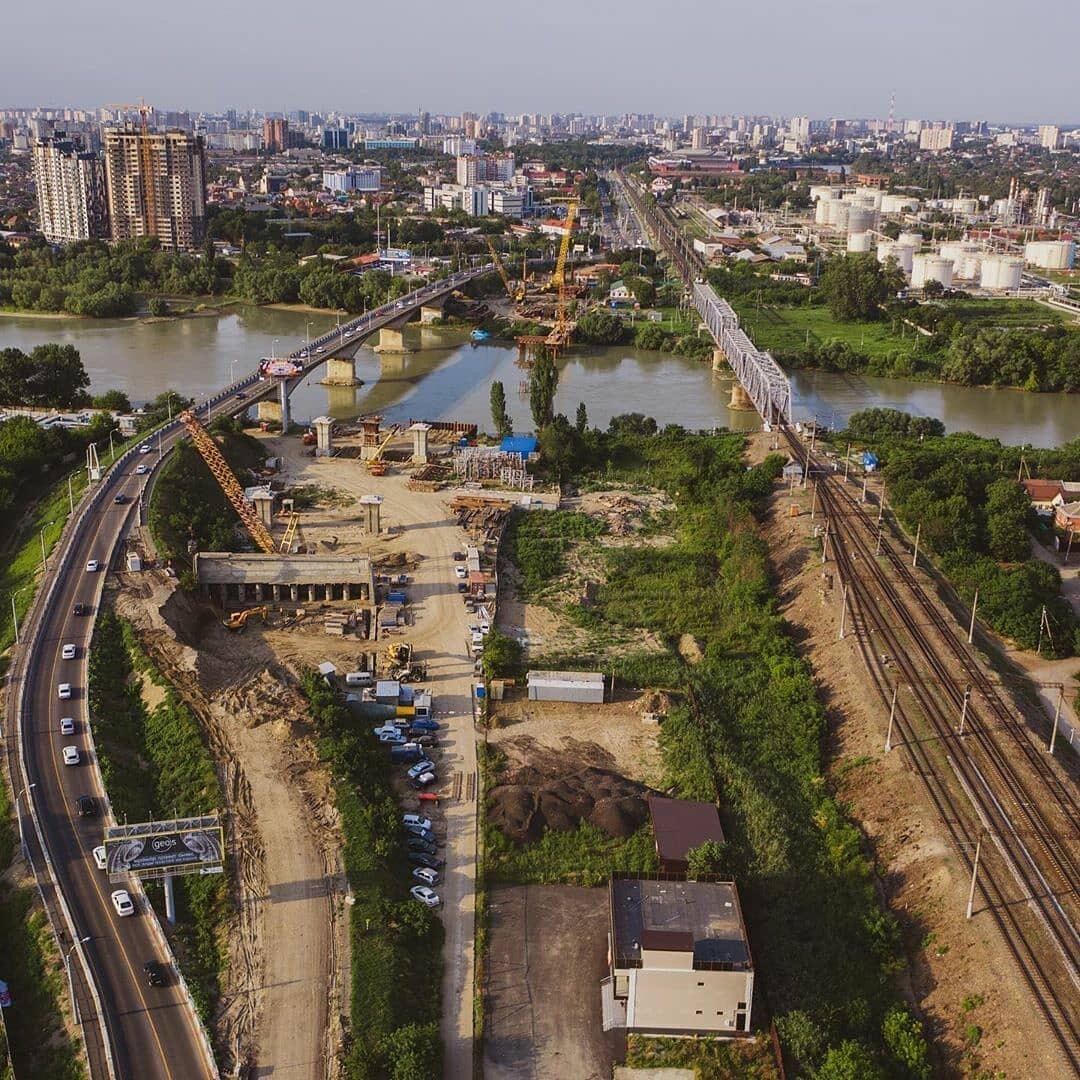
<box><xmin>360</xmin><ymin>495</ymin><xmax>383</xmax><ymax>534</ymax></box>
<box><xmin>374</xmin><ymin>327</ymin><xmax>412</xmax><ymax>354</ymax></box>
<box><xmin>409</xmin><ymin>422</ymin><xmax>431</xmax><ymax>464</ymax></box>
<box><xmin>712</xmin><ymin>348</ymin><xmax>727</xmax><ymax>371</ymax></box>
<box><xmin>257</xmin><ymin>399</ymin><xmax>282</xmax><ymax>424</ymax></box>
<box><xmin>420</xmin><ymin>303</ymin><xmax>444</xmax><ymax>324</ymax></box>
<box><xmin>312</xmin><ymin>416</ymin><xmax>334</xmax><ymax>457</ymax></box>
<box><xmin>728</xmin><ymin>384</ymin><xmax>755</xmax><ymax>411</ymax></box>
<box><xmin>321</xmin><ymin>357</ymin><xmax>362</xmax><ymax>386</ymax></box>
<box><xmin>279</xmin><ymin>379</ymin><xmax>291</xmax><ymax>431</ymax></box>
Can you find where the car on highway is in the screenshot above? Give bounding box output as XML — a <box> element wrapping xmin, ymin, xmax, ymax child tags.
<box><xmin>410</xmin><ymin>885</ymin><xmax>441</xmax><ymax>908</ymax></box>
<box><xmin>235</xmin><ymin>391</ymin><xmax>247</xmax><ymax>399</ymax></box>
<box><xmin>73</xmin><ymin>602</ymin><xmax>89</xmax><ymax>616</ymax></box>
<box><xmin>58</xmin><ymin>683</ymin><xmax>72</xmax><ymax>700</ymax></box>
<box><xmin>76</xmin><ymin>795</ymin><xmax>97</xmax><ymax>817</ymax></box>
<box><xmin>454</xmin><ymin>565</ymin><xmax>467</xmax><ymax>579</ymax></box>
<box><xmin>412</xmin><ymin>771</ymin><xmax>436</xmax><ymax>789</ymax></box>
<box><xmin>406</xmin><ymin>759</ymin><xmax>435</xmax><ymax>780</ymax></box>
<box><xmin>408</xmin><ymin>851</ymin><xmax>443</xmax><ymax>870</ymax></box>
<box><xmin>60</xmin><ymin>717</ymin><xmax>75</xmax><ymax>735</ymax></box>
<box><xmin>85</xmin><ymin>559</ymin><xmax>99</xmax><ymax>573</ymax></box>
<box><xmin>143</xmin><ymin>961</ymin><xmax>167</xmax><ymax>987</ymax></box>
<box><xmin>62</xmin><ymin>745</ymin><xmax>80</xmax><ymax>766</ymax></box>
<box><xmin>402</xmin><ymin>814</ymin><xmax>432</xmax><ymax>831</ymax></box>
<box><xmin>135</xmin><ymin>463</ymin><xmax>150</xmax><ymax>475</ymax></box>
<box><xmin>93</xmin><ymin>845</ymin><xmax>107</xmax><ymax>870</ymax></box>
<box><xmin>111</xmin><ymin>889</ymin><xmax>135</xmax><ymax>917</ymax></box>
<box><xmin>61</xmin><ymin>643</ymin><xmax>77</xmax><ymax>660</ymax></box>
<box><xmin>113</xmin><ymin>493</ymin><xmax>127</xmax><ymax>504</ymax></box>
<box><xmin>138</xmin><ymin>443</ymin><xmax>152</xmax><ymax>454</ymax></box>
<box><xmin>412</xmin><ymin>866</ymin><xmax>440</xmax><ymax>887</ymax></box>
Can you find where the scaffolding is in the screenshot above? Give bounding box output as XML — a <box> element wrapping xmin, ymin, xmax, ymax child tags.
<box><xmin>453</xmin><ymin>446</ymin><xmax>532</xmax><ymax>483</ymax></box>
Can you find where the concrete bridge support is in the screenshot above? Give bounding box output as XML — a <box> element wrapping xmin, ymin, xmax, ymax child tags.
<box><xmin>374</xmin><ymin>327</ymin><xmax>412</xmax><ymax>354</ymax></box>
<box><xmin>420</xmin><ymin>303</ymin><xmax>444</xmax><ymax>324</ymax></box>
<box><xmin>409</xmin><ymin>422</ymin><xmax>431</xmax><ymax>464</ymax></box>
<box><xmin>257</xmin><ymin>399</ymin><xmax>282</xmax><ymax>424</ymax></box>
<box><xmin>249</xmin><ymin>487</ymin><xmax>275</xmax><ymax>527</ymax></box>
<box><xmin>361</xmin><ymin>495</ymin><xmax>383</xmax><ymax>534</ymax></box>
<box><xmin>321</xmin><ymin>357</ymin><xmax>362</xmax><ymax>386</ymax></box>
<box><xmin>313</xmin><ymin>416</ymin><xmax>334</xmax><ymax>458</ymax></box>
<box><xmin>728</xmin><ymin>383</ymin><xmax>755</xmax><ymax>411</ymax></box>
<box><xmin>279</xmin><ymin>378</ymin><xmax>291</xmax><ymax>431</ymax></box>
<box><xmin>712</xmin><ymin>347</ymin><xmax>727</xmax><ymax>371</ymax></box>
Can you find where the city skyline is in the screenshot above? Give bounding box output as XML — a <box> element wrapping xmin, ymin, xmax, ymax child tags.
<box><xmin>3</xmin><ymin>0</ymin><xmax>1079</xmax><ymax>124</ymax></box>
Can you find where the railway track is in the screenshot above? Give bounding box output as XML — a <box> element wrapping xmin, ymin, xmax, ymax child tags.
<box><xmin>789</xmin><ymin>436</ymin><xmax>1080</xmax><ymax>1072</ymax></box>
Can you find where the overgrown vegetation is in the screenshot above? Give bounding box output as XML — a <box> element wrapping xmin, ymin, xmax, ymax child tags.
<box><xmin>299</xmin><ymin>671</ymin><xmax>443</xmax><ymax>1080</ymax></box>
<box><xmin>494</xmin><ymin>422</ymin><xmax>933</xmax><ymax>1076</ymax></box>
<box><xmin>87</xmin><ymin>610</ymin><xmax>228</xmax><ymax>1029</ymax></box>
<box><xmin>503</xmin><ymin>509</ymin><xmax>605</xmax><ymax>594</ymax></box>
<box><xmin>625</xmin><ymin>1033</ymin><xmax>779</xmax><ymax>1079</ymax></box>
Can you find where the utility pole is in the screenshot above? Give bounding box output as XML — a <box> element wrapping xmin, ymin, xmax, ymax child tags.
<box><xmin>68</xmin><ymin>474</ymin><xmax>74</xmax><ymax>515</ymax></box>
<box><xmin>861</xmin><ymin>472</ymin><xmax>868</xmax><ymax>503</ymax></box>
<box><xmin>838</xmin><ymin>583</ymin><xmax>848</xmax><ymax>640</ymax></box>
<box><xmin>885</xmin><ymin>685</ymin><xmax>898</xmax><ymax>751</ymax></box>
<box><xmin>965</xmin><ymin>834</ymin><xmax>982</xmax><ymax>919</ymax></box>
<box><xmin>958</xmin><ymin>685</ymin><xmax>972</xmax><ymax>736</ymax></box>
<box><xmin>912</xmin><ymin>522</ymin><xmax>922</xmax><ymax>568</ymax></box>
<box><xmin>967</xmin><ymin>589</ymin><xmax>979</xmax><ymax>644</ymax></box>
<box><xmin>810</xmin><ymin>481</ymin><xmax>817</xmax><ymax>521</ymax></box>
<box><xmin>821</xmin><ymin>520</ymin><xmax>830</xmax><ymax>564</ymax></box>
<box><xmin>1049</xmin><ymin>688</ymin><xmax>1064</xmax><ymax>754</ymax></box>
<box><xmin>1037</xmin><ymin>604</ymin><xmax>1050</xmax><ymax>655</ymax></box>
<box><xmin>843</xmin><ymin>442</ymin><xmax>851</xmax><ymax>479</ymax></box>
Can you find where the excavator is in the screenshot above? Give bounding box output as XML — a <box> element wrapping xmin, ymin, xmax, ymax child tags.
<box><xmin>485</xmin><ymin>237</ymin><xmax>525</xmax><ymax>302</ymax></box>
<box><xmin>384</xmin><ymin>642</ymin><xmax>427</xmax><ymax>682</ymax></box>
<box><xmin>366</xmin><ymin>427</ymin><xmax>397</xmax><ymax>476</ymax></box>
<box><xmin>223</xmin><ymin>606</ymin><xmax>269</xmax><ymax>631</ymax></box>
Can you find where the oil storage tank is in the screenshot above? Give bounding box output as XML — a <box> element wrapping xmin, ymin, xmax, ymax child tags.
<box><xmin>912</xmin><ymin>254</ymin><xmax>953</xmax><ymax>289</ymax></box>
<box><xmin>979</xmin><ymin>255</ymin><xmax>1023</xmax><ymax>291</ymax></box>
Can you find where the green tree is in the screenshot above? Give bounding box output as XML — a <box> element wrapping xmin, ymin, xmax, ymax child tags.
<box><xmin>635</xmin><ymin>323</ymin><xmax>670</xmax><ymax>351</ymax></box>
<box><xmin>528</xmin><ymin>348</ymin><xmax>559</xmax><ymax>429</ymax></box>
<box><xmin>685</xmin><ymin>839</ymin><xmax>728</xmax><ymax>879</ymax></box>
<box><xmin>985</xmin><ymin>479</ymin><xmax>1031</xmax><ymax>562</ymax></box>
<box><xmin>378</xmin><ymin>1021</ymin><xmax>440</xmax><ymax>1080</ymax></box>
<box><xmin>92</xmin><ymin>389</ymin><xmax>133</xmax><ymax>413</ymax></box>
<box><xmin>482</xmin><ymin>628</ymin><xmax>524</xmax><ymax>679</ymax></box>
<box><xmin>575</xmin><ymin>401</ymin><xmax>588</xmax><ymax>433</ymax></box>
<box><xmin>489</xmin><ymin>380</ymin><xmax>512</xmax><ymax>438</ymax></box>
<box><xmin>815</xmin><ymin>1040</ymin><xmax>884</xmax><ymax>1080</ymax></box>
<box><xmin>776</xmin><ymin>1010</ymin><xmax>826</xmax><ymax>1074</ymax></box>
<box><xmin>147</xmin><ymin>296</ymin><xmax>169</xmax><ymax>317</ymax></box>
<box><xmin>881</xmin><ymin>1005</ymin><xmax>932</xmax><ymax>1080</ymax></box>
<box><xmin>629</xmin><ymin>276</ymin><xmax>656</xmax><ymax>307</ymax></box>
<box><xmin>576</xmin><ymin>308</ymin><xmax>626</xmax><ymax>345</ymax></box>
<box><xmin>818</xmin><ymin>254</ymin><xmax>904</xmax><ymax>322</ymax></box>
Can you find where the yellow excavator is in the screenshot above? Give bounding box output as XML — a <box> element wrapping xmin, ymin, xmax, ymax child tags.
<box><xmin>485</xmin><ymin>237</ymin><xmax>525</xmax><ymax>302</ymax></box>
<box><xmin>384</xmin><ymin>642</ymin><xmax>426</xmax><ymax>681</ymax></box>
<box><xmin>366</xmin><ymin>427</ymin><xmax>396</xmax><ymax>476</ymax></box>
<box><xmin>223</xmin><ymin>606</ymin><xmax>269</xmax><ymax>631</ymax></box>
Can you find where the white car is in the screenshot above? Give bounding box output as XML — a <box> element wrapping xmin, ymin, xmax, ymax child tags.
<box><xmin>406</xmin><ymin>759</ymin><xmax>436</xmax><ymax>780</ymax></box>
<box><xmin>402</xmin><ymin>814</ymin><xmax>432</xmax><ymax>832</ymax></box>
<box><xmin>111</xmin><ymin>889</ymin><xmax>135</xmax><ymax>916</ymax></box>
<box><xmin>412</xmin><ymin>867</ymin><xmax>440</xmax><ymax>887</ymax></box>
<box><xmin>93</xmin><ymin>845</ymin><xmax>107</xmax><ymax>871</ymax></box>
<box><xmin>60</xmin><ymin>717</ymin><xmax>75</xmax><ymax>735</ymax></box>
<box><xmin>61</xmin><ymin>643</ymin><xmax>77</xmax><ymax>660</ymax></box>
<box><xmin>62</xmin><ymin>745</ymin><xmax>80</xmax><ymax>766</ymax></box>
<box><xmin>58</xmin><ymin>683</ymin><xmax>72</xmax><ymax>700</ymax></box>
<box><xmin>410</xmin><ymin>885</ymin><xmax>441</xmax><ymax>908</ymax></box>
<box><xmin>138</xmin><ymin>443</ymin><xmax>152</xmax><ymax>454</ymax></box>
<box><xmin>85</xmin><ymin>559</ymin><xmax>99</xmax><ymax>573</ymax></box>
<box><xmin>454</xmin><ymin>565</ymin><xmax>467</xmax><ymax>579</ymax></box>
<box><xmin>135</xmin><ymin>464</ymin><xmax>149</xmax><ymax>475</ymax></box>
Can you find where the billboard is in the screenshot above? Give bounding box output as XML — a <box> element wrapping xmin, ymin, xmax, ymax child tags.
<box><xmin>105</xmin><ymin>815</ymin><xmax>224</xmax><ymax>881</ymax></box>
<box><xmin>259</xmin><ymin>357</ymin><xmax>304</xmax><ymax>378</ymax></box>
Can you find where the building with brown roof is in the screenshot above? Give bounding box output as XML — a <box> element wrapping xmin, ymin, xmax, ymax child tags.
<box><xmin>648</xmin><ymin>796</ymin><xmax>725</xmax><ymax>874</ymax></box>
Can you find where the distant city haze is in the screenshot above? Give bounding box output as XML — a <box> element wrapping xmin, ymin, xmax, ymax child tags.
<box><xmin>3</xmin><ymin>0</ymin><xmax>1078</xmax><ymax>122</ymax></box>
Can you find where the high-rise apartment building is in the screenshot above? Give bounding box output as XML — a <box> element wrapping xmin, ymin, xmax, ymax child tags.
<box><xmin>919</xmin><ymin>126</ymin><xmax>954</xmax><ymax>152</ymax></box>
<box><xmin>103</xmin><ymin>127</ymin><xmax>207</xmax><ymax>251</ymax></box>
<box><xmin>1038</xmin><ymin>125</ymin><xmax>1062</xmax><ymax>150</ymax></box>
<box><xmin>456</xmin><ymin>153</ymin><xmax>514</xmax><ymax>186</ymax></box>
<box><xmin>263</xmin><ymin>117</ymin><xmax>289</xmax><ymax>152</ymax></box>
<box><xmin>32</xmin><ymin>132</ymin><xmax>108</xmax><ymax>244</ymax></box>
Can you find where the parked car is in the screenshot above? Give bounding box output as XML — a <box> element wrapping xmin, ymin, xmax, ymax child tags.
<box><xmin>452</xmin><ymin>551</ymin><xmax>465</xmax><ymax>561</ymax></box>
<box><xmin>406</xmin><ymin>759</ymin><xmax>435</xmax><ymax>780</ymax></box>
<box><xmin>62</xmin><ymin>643</ymin><xmax>77</xmax><ymax>660</ymax></box>
<box><xmin>85</xmin><ymin>559</ymin><xmax>100</xmax><ymax>573</ymax></box>
<box><xmin>76</xmin><ymin>795</ymin><xmax>97</xmax><ymax>817</ymax></box>
<box><xmin>407</xmin><ymin>732</ymin><xmax>437</xmax><ymax>746</ymax></box>
<box><xmin>410</xmin><ymin>718</ymin><xmax>440</xmax><ymax>733</ymax></box>
<box><xmin>378</xmin><ymin>731</ymin><xmax>407</xmax><ymax>746</ymax></box>
<box><xmin>111</xmin><ymin>889</ymin><xmax>135</xmax><ymax>917</ymax></box>
<box><xmin>62</xmin><ymin>746</ymin><xmax>80</xmax><ymax>766</ymax></box>
<box><xmin>402</xmin><ymin>814</ymin><xmax>432</xmax><ymax>831</ymax></box>
<box><xmin>410</xmin><ymin>885</ymin><xmax>441</xmax><ymax>908</ymax></box>
<box><xmin>408</xmin><ymin>851</ymin><xmax>444</xmax><ymax>870</ymax></box>
<box><xmin>454</xmin><ymin>565</ymin><xmax>467</xmax><ymax>579</ymax></box>
<box><xmin>407</xmin><ymin>836</ymin><xmax>437</xmax><ymax>855</ymax></box>
<box><xmin>60</xmin><ymin>717</ymin><xmax>75</xmax><ymax>735</ymax></box>
<box><xmin>93</xmin><ymin>845</ymin><xmax>107</xmax><ymax>870</ymax></box>
<box><xmin>143</xmin><ymin>961</ymin><xmax>167</xmax><ymax>987</ymax></box>
<box><xmin>412</xmin><ymin>771</ymin><xmax>436</xmax><ymax>789</ymax></box>
<box><xmin>412</xmin><ymin>866</ymin><xmax>440</xmax><ymax>886</ymax></box>
<box><xmin>405</xmin><ymin>825</ymin><xmax>436</xmax><ymax>844</ymax></box>
<box><xmin>58</xmin><ymin>683</ymin><xmax>72</xmax><ymax>700</ymax></box>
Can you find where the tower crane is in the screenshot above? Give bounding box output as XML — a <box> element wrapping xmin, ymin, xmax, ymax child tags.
<box><xmin>179</xmin><ymin>411</ymin><xmax>276</xmax><ymax>553</ymax></box>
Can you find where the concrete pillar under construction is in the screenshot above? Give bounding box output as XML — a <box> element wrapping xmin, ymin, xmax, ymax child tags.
<box><xmin>290</xmin><ymin>584</ymin><xmax>299</xmax><ymax>602</ymax></box>
<box><xmin>255</xmin><ymin>583</ymin><xmax>264</xmax><ymax>601</ymax></box>
<box><xmin>409</xmin><ymin>422</ymin><xmax>431</xmax><ymax>464</ymax></box>
<box><xmin>321</xmin><ymin>357</ymin><xmax>361</xmax><ymax>386</ymax></box>
<box><xmin>360</xmin><ymin>494</ymin><xmax>383</xmax><ymax>534</ymax></box>
<box><xmin>312</xmin><ymin>416</ymin><xmax>334</xmax><ymax>458</ymax></box>
<box><xmin>249</xmin><ymin>487</ymin><xmax>275</xmax><ymax>527</ymax></box>
<box><xmin>272</xmin><ymin>584</ymin><xmax>281</xmax><ymax>602</ymax></box>
<box><xmin>728</xmin><ymin>383</ymin><xmax>755</xmax><ymax>411</ymax></box>
<box><xmin>325</xmin><ymin>584</ymin><xmax>333</xmax><ymax>601</ymax></box>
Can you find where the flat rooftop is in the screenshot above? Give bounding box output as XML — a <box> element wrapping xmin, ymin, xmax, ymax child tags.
<box><xmin>610</xmin><ymin>876</ymin><xmax>751</xmax><ymax>972</ymax></box>
<box><xmin>648</xmin><ymin>796</ymin><xmax>725</xmax><ymax>867</ymax></box>
<box><xmin>194</xmin><ymin>552</ymin><xmax>373</xmax><ymax>586</ymax></box>
<box><xmin>527</xmin><ymin>670</ymin><xmax>605</xmax><ymax>686</ymax></box>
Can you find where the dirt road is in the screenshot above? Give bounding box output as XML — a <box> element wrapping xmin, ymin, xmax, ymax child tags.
<box><xmin>260</xmin><ymin>433</ymin><xmax>480</xmax><ymax>1078</ymax></box>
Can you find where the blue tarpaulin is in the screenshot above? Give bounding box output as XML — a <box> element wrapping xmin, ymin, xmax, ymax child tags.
<box><xmin>500</xmin><ymin>435</ymin><xmax>539</xmax><ymax>458</ymax></box>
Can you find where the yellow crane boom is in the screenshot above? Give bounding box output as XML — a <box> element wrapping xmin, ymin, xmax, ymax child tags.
<box><xmin>180</xmin><ymin>411</ymin><xmax>276</xmax><ymax>553</ymax></box>
<box><xmin>553</xmin><ymin>201</ymin><xmax>578</xmax><ymax>337</ymax></box>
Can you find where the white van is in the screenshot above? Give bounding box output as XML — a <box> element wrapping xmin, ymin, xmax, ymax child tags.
<box><xmin>345</xmin><ymin>671</ymin><xmax>374</xmax><ymax>687</ymax></box>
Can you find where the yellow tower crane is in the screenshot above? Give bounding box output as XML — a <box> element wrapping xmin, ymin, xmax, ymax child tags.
<box><xmin>179</xmin><ymin>411</ymin><xmax>275</xmax><ymax>553</ymax></box>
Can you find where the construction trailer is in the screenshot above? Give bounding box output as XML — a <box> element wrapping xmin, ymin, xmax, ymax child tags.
<box><xmin>526</xmin><ymin>670</ymin><xmax>605</xmax><ymax>704</ymax></box>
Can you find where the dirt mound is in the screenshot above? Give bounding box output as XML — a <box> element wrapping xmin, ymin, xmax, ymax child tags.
<box><xmin>488</xmin><ymin>762</ymin><xmax>657</xmax><ymax>845</ymax></box>
<box><xmin>160</xmin><ymin>587</ymin><xmax>219</xmax><ymax>648</ymax></box>
<box><xmin>216</xmin><ymin>667</ymin><xmax>309</xmax><ymax>731</ymax></box>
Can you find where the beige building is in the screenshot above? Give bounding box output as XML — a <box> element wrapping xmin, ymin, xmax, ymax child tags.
<box><xmin>602</xmin><ymin>876</ymin><xmax>754</xmax><ymax>1037</ymax></box>
<box><xmin>103</xmin><ymin>127</ymin><xmax>206</xmax><ymax>251</ymax></box>
<box><xmin>32</xmin><ymin>133</ymin><xmax>108</xmax><ymax>244</ymax></box>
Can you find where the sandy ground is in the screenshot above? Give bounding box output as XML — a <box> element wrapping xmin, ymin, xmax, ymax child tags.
<box><xmin>748</xmin><ymin>431</ymin><xmax>1064</xmax><ymax>1079</ymax></box>
<box><xmin>483</xmin><ymin>885</ymin><xmax>612</xmax><ymax>1080</ymax></box>
<box><xmin>254</xmin><ymin>428</ymin><xmax>480</xmax><ymax>1080</ymax></box>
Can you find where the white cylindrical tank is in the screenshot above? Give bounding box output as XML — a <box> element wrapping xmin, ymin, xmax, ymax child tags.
<box><xmin>810</xmin><ymin>185</ymin><xmax>839</xmax><ymax>203</ymax></box>
<box><xmin>1024</xmin><ymin>240</ymin><xmax>1076</xmax><ymax>270</ymax></box>
<box><xmin>845</xmin><ymin>206</ymin><xmax>876</xmax><ymax>234</ymax></box>
<box><xmin>940</xmin><ymin>242</ymin><xmax>982</xmax><ymax>279</ymax></box>
<box><xmin>826</xmin><ymin>200</ymin><xmax>848</xmax><ymax>227</ymax></box>
<box><xmin>979</xmin><ymin>255</ymin><xmax>1024</xmax><ymax>290</ymax></box>
<box><xmin>898</xmin><ymin>231</ymin><xmax>923</xmax><ymax>252</ymax></box>
<box><xmin>815</xmin><ymin>199</ymin><xmax>831</xmax><ymax>225</ymax></box>
<box><xmin>847</xmin><ymin>231</ymin><xmax>873</xmax><ymax>253</ymax></box>
<box><xmin>878</xmin><ymin>241</ymin><xmax>914</xmax><ymax>275</ymax></box>
<box><xmin>912</xmin><ymin>254</ymin><xmax>953</xmax><ymax>289</ymax></box>
<box><xmin>881</xmin><ymin>194</ymin><xmax>919</xmax><ymax>214</ymax></box>
<box><xmin>951</xmin><ymin>197</ymin><xmax>978</xmax><ymax>215</ymax></box>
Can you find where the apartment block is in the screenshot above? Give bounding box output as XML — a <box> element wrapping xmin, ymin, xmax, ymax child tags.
<box><xmin>456</xmin><ymin>152</ymin><xmax>515</xmax><ymax>186</ymax></box>
<box><xmin>919</xmin><ymin>127</ymin><xmax>954</xmax><ymax>152</ymax></box>
<box><xmin>322</xmin><ymin>167</ymin><xmax>382</xmax><ymax>193</ymax></box>
<box><xmin>32</xmin><ymin>132</ymin><xmax>108</xmax><ymax>243</ymax></box>
<box><xmin>103</xmin><ymin>128</ymin><xmax>207</xmax><ymax>251</ymax></box>
<box><xmin>263</xmin><ymin>117</ymin><xmax>288</xmax><ymax>153</ymax></box>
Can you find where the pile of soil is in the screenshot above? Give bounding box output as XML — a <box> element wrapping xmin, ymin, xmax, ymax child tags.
<box><xmin>488</xmin><ymin>764</ymin><xmax>657</xmax><ymax>844</ymax></box>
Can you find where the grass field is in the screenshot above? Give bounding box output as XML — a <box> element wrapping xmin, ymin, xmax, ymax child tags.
<box><xmin>918</xmin><ymin>298</ymin><xmax>1070</xmax><ymax>328</ymax></box>
<box><xmin>731</xmin><ymin>301</ymin><xmax>922</xmax><ymax>360</ymax></box>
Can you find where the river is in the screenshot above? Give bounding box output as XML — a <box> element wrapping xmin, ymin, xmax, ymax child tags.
<box><xmin>1</xmin><ymin>309</ymin><xmax>1076</xmax><ymax>447</ymax></box>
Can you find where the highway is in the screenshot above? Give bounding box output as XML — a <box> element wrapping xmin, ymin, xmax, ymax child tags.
<box><xmin>5</xmin><ymin>266</ymin><xmax>491</xmax><ymax>1079</ymax></box>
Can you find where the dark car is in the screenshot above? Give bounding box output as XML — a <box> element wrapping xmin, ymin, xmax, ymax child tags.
<box><xmin>407</xmin><ymin>836</ymin><xmax>437</xmax><ymax>855</ymax></box>
<box><xmin>409</xmin><ymin>718</ymin><xmax>439</xmax><ymax>733</ymax></box>
<box><xmin>113</xmin><ymin>494</ymin><xmax>127</xmax><ymax>504</ymax></box>
<box><xmin>456</xmin><ymin>582</ymin><xmax>468</xmax><ymax>593</ymax></box>
<box><xmin>73</xmin><ymin>602</ymin><xmax>89</xmax><ymax>616</ymax></box>
<box><xmin>76</xmin><ymin>795</ymin><xmax>97</xmax><ymax>817</ymax></box>
<box><xmin>143</xmin><ymin>961</ymin><xmax>167</xmax><ymax>987</ymax></box>
<box><xmin>452</xmin><ymin>551</ymin><xmax>465</xmax><ymax>561</ymax></box>
<box><xmin>408</xmin><ymin>852</ymin><xmax>444</xmax><ymax>870</ymax></box>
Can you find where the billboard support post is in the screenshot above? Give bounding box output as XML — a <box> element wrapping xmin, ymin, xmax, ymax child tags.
<box><xmin>164</xmin><ymin>875</ymin><xmax>176</xmax><ymax>924</ymax></box>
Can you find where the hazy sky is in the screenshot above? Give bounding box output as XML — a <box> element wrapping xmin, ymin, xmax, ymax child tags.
<box><xmin>3</xmin><ymin>0</ymin><xmax>1077</xmax><ymax>123</ymax></box>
